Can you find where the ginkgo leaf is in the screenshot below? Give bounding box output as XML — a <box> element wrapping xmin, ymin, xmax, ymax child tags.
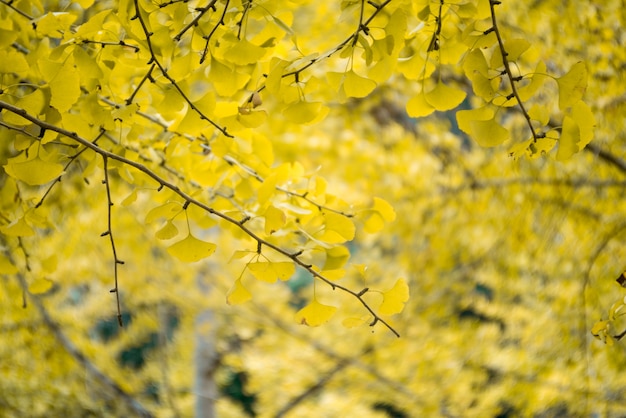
<box><xmin>4</xmin><ymin>157</ymin><xmax>64</xmax><ymax>186</ymax></box>
<box><xmin>556</xmin><ymin>115</ymin><xmax>579</xmax><ymax>161</ymax></box>
<box><xmin>248</xmin><ymin>261</ymin><xmax>295</xmax><ymax>283</ymax></box>
<box><xmin>3</xmin><ymin>90</ymin><xmax>46</xmax><ymax>126</ymax></box>
<box><xmin>29</xmin><ymin>278</ymin><xmax>54</xmax><ymax>294</ymax></box>
<box><xmin>324</xmin><ymin>246</ymin><xmax>350</xmax><ymax>270</ymax></box>
<box><xmin>295</xmin><ymin>298</ymin><xmax>337</xmax><ymax>327</ymax></box>
<box><xmin>0</xmin><ymin>50</ymin><xmax>29</xmax><ymax>75</ymax></box>
<box><xmin>44</xmin><ymin>59</ymin><xmax>81</xmax><ymax>113</ymax></box>
<box><xmin>223</xmin><ymin>38</ymin><xmax>266</xmax><ymax>65</ymax></box>
<box><xmin>145</xmin><ymin>202</ymin><xmax>182</xmax><ymax>223</ymax></box>
<box><xmin>373</xmin><ymin>197</ymin><xmax>396</xmax><ymax>222</ymax></box>
<box><xmin>264</xmin><ymin>205</ymin><xmax>286</xmax><ymax>235</ymax></box>
<box><xmin>343</xmin><ymin>70</ymin><xmax>377</xmax><ymax>98</ymax></box>
<box><xmin>0</xmin><ymin>255</ymin><xmax>19</xmax><ymax>274</ymax></box>
<box><xmin>572</xmin><ymin>101</ymin><xmax>595</xmax><ymax>148</ymax></box>
<box><xmin>342</xmin><ymin>316</ymin><xmax>369</xmax><ymax>328</ymax></box>
<box><xmin>155</xmin><ymin>220</ymin><xmax>179</xmax><ymax>240</ymax></box>
<box><xmin>167</xmin><ymin>234</ymin><xmax>216</xmax><ymax>262</ymax></box>
<box><xmin>425</xmin><ymin>82</ymin><xmax>467</xmax><ymax>111</ymax></box>
<box><xmin>121</xmin><ymin>190</ymin><xmax>138</xmax><ymax>206</ymax></box>
<box><xmin>557</xmin><ymin>62</ymin><xmax>587</xmax><ymax>109</ymax></box>
<box><xmin>226</xmin><ymin>278</ymin><xmax>252</xmax><ymax>305</ymax></box>
<box><xmin>490</xmin><ymin>39</ymin><xmax>530</xmax><ymax>68</ymax></box>
<box><xmin>406</xmin><ymin>92</ymin><xmax>435</xmax><ymax>118</ymax></box>
<box><xmin>283</xmin><ymin>101</ymin><xmax>323</xmax><ymax>124</ymax></box>
<box><xmin>469</xmin><ymin>119</ymin><xmax>510</xmax><ymax>147</ymax></box>
<box><xmin>379</xmin><ymin>278</ymin><xmax>409</xmax><ymax>315</ymax></box>
<box><xmin>317</xmin><ymin>211</ymin><xmax>355</xmax><ymax>243</ymax></box>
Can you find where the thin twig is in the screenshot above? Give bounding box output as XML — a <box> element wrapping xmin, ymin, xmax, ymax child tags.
<box><xmin>199</xmin><ymin>0</ymin><xmax>229</xmax><ymax>63</ymax></box>
<box><xmin>102</xmin><ymin>155</ymin><xmax>125</xmax><ymax>327</ymax></box>
<box><xmin>173</xmin><ymin>0</ymin><xmax>219</xmax><ymax>41</ymax></box>
<box><xmin>131</xmin><ymin>0</ymin><xmax>232</xmax><ymax>137</ymax></box>
<box><xmin>488</xmin><ymin>0</ymin><xmax>539</xmax><ymax>142</ymax></box>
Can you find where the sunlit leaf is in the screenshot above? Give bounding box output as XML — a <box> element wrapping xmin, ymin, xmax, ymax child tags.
<box><xmin>556</xmin><ymin>115</ymin><xmax>578</xmax><ymax>161</ymax></box>
<box><xmin>572</xmin><ymin>101</ymin><xmax>595</xmax><ymax>148</ymax></box>
<box><xmin>4</xmin><ymin>157</ymin><xmax>64</xmax><ymax>186</ymax></box>
<box><xmin>406</xmin><ymin>92</ymin><xmax>435</xmax><ymax>118</ymax></box>
<box><xmin>342</xmin><ymin>316</ymin><xmax>368</xmax><ymax>328</ymax></box>
<box><xmin>28</xmin><ymin>278</ymin><xmax>54</xmax><ymax>294</ymax></box>
<box><xmin>425</xmin><ymin>82</ymin><xmax>467</xmax><ymax>111</ymax></box>
<box><xmin>264</xmin><ymin>205</ymin><xmax>286</xmax><ymax>235</ymax></box>
<box><xmin>283</xmin><ymin>101</ymin><xmax>323</xmax><ymax>124</ymax></box>
<box><xmin>0</xmin><ymin>255</ymin><xmax>19</xmax><ymax>274</ymax></box>
<box><xmin>248</xmin><ymin>261</ymin><xmax>295</xmax><ymax>283</ymax></box>
<box><xmin>295</xmin><ymin>298</ymin><xmax>337</xmax><ymax>327</ymax></box>
<box><xmin>167</xmin><ymin>234</ymin><xmax>217</xmax><ymax>262</ymax></box>
<box><xmin>155</xmin><ymin>220</ymin><xmax>179</xmax><ymax>240</ymax></box>
<box><xmin>344</xmin><ymin>70</ymin><xmax>377</xmax><ymax>98</ymax></box>
<box><xmin>379</xmin><ymin>278</ymin><xmax>409</xmax><ymax>315</ymax></box>
<box><xmin>557</xmin><ymin>62</ymin><xmax>587</xmax><ymax>109</ymax></box>
<box><xmin>317</xmin><ymin>211</ymin><xmax>355</xmax><ymax>243</ymax></box>
<box><xmin>145</xmin><ymin>202</ymin><xmax>183</xmax><ymax>224</ymax></box>
<box><xmin>469</xmin><ymin>119</ymin><xmax>509</xmax><ymax>147</ymax></box>
<box><xmin>226</xmin><ymin>278</ymin><xmax>252</xmax><ymax>305</ymax></box>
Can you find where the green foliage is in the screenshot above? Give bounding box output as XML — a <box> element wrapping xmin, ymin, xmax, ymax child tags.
<box><xmin>0</xmin><ymin>0</ymin><xmax>625</xmax><ymax>416</ymax></box>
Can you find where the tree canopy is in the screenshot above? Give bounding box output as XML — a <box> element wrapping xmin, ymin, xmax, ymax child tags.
<box><xmin>1</xmin><ymin>0</ymin><xmax>625</xmax><ymax>416</ymax></box>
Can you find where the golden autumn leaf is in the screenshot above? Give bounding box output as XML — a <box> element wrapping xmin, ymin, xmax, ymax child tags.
<box><xmin>379</xmin><ymin>278</ymin><xmax>410</xmax><ymax>315</ymax></box>
<box><xmin>295</xmin><ymin>298</ymin><xmax>337</xmax><ymax>327</ymax></box>
<box><xmin>226</xmin><ymin>278</ymin><xmax>252</xmax><ymax>305</ymax></box>
<box><xmin>167</xmin><ymin>234</ymin><xmax>217</xmax><ymax>263</ymax></box>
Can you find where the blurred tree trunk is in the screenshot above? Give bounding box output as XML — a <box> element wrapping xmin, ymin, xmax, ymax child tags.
<box><xmin>194</xmin><ymin>272</ymin><xmax>218</xmax><ymax>418</ymax></box>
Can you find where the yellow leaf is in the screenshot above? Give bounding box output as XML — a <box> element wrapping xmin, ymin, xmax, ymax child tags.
<box><xmin>41</xmin><ymin>254</ymin><xmax>57</xmax><ymax>273</ymax></box>
<box><xmin>264</xmin><ymin>205</ymin><xmax>286</xmax><ymax>235</ymax></box>
<box><xmin>8</xmin><ymin>158</ymin><xmax>63</xmax><ymax>186</ymax></box>
<box><xmin>556</xmin><ymin>115</ymin><xmax>578</xmax><ymax>161</ymax></box>
<box><xmin>29</xmin><ymin>278</ymin><xmax>54</xmax><ymax>294</ymax></box>
<box><xmin>379</xmin><ymin>278</ymin><xmax>409</xmax><ymax>315</ymax></box>
<box><xmin>572</xmin><ymin>101</ymin><xmax>595</xmax><ymax>148</ymax></box>
<box><xmin>363</xmin><ymin>212</ymin><xmax>385</xmax><ymax>233</ymax></box>
<box><xmin>167</xmin><ymin>234</ymin><xmax>216</xmax><ymax>263</ymax></box>
<box><xmin>226</xmin><ymin>279</ymin><xmax>252</xmax><ymax>305</ymax></box>
<box><xmin>3</xmin><ymin>90</ymin><xmax>46</xmax><ymax>125</ymax></box>
<box><xmin>318</xmin><ymin>211</ymin><xmax>355</xmax><ymax>243</ymax></box>
<box><xmin>0</xmin><ymin>255</ymin><xmax>19</xmax><ymax>274</ymax></box>
<box><xmin>248</xmin><ymin>261</ymin><xmax>295</xmax><ymax>283</ymax></box>
<box><xmin>557</xmin><ymin>62</ymin><xmax>587</xmax><ymax>110</ymax></box>
<box><xmin>324</xmin><ymin>246</ymin><xmax>350</xmax><ymax>270</ymax></box>
<box><xmin>342</xmin><ymin>316</ymin><xmax>368</xmax><ymax>328</ymax></box>
<box><xmin>121</xmin><ymin>190</ymin><xmax>138</xmax><ymax>206</ymax></box>
<box><xmin>208</xmin><ymin>58</ymin><xmax>250</xmax><ymax>96</ymax></box>
<box><xmin>517</xmin><ymin>61</ymin><xmax>548</xmax><ymax>102</ymax></box>
<box><xmin>283</xmin><ymin>101</ymin><xmax>323</xmax><ymax>124</ymax></box>
<box><xmin>34</xmin><ymin>12</ymin><xmax>77</xmax><ymax>37</ymax></box>
<box><xmin>469</xmin><ymin>119</ymin><xmax>510</xmax><ymax>147</ymax></box>
<box><xmin>490</xmin><ymin>39</ymin><xmax>530</xmax><ymax>68</ymax></box>
<box><xmin>295</xmin><ymin>298</ymin><xmax>337</xmax><ymax>327</ymax></box>
<box><xmin>406</xmin><ymin>92</ymin><xmax>435</xmax><ymax>117</ymax></box>
<box><xmin>40</xmin><ymin>58</ymin><xmax>81</xmax><ymax>113</ymax></box>
<box><xmin>373</xmin><ymin>197</ymin><xmax>396</xmax><ymax>222</ymax></box>
<box><xmin>223</xmin><ymin>38</ymin><xmax>266</xmax><ymax>65</ymax></box>
<box><xmin>145</xmin><ymin>202</ymin><xmax>183</xmax><ymax>223</ymax></box>
<box><xmin>155</xmin><ymin>220</ymin><xmax>179</xmax><ymax>240</ymax></box>
<box><xmin>425</xmin><ymin>82</ymin><xmax>467</xmax><ymax>111</ymax></box>
<box><xmin>344</xmin><ymin>70</ymin><xmax>377</xmax><ymax>98</ymax></box>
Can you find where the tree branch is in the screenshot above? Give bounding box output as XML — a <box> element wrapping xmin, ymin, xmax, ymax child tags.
<box><xmin>0</xmin><ymin>100</ymin><xmax>400</xmax><ymax>337</ymax></box>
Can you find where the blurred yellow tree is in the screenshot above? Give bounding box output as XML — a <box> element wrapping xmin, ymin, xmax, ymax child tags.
<box><xmin>1</xmin><ymin>0</ymin><xmax>625</xmax><ymax>417</ymax></box>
